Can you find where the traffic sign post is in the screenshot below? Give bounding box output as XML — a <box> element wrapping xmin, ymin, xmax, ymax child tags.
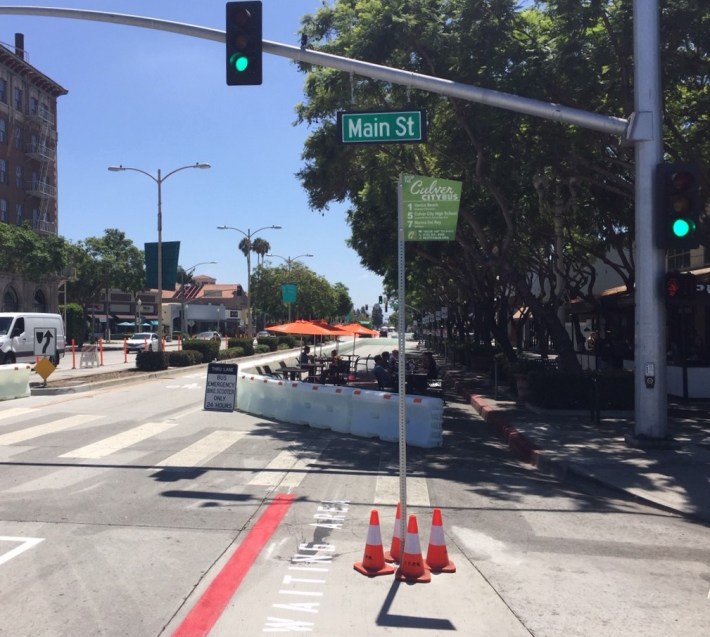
<box><xmin>337</xmin><ymin>110</ymin><xmax>426</xmax><ymax>144</ymax></box>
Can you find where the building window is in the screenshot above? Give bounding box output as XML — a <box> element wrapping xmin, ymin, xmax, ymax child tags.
<box><xmin>14</xmin><ymin>126</ymin><xmax>22</xmax><ymax>150</ymax></box>
<box><xmin>33</xmin><ymin>289</ymin><xmax>47</xmax><ymax>312</ymax></box>
<box><xmin>0</xmin><ymin>118</ymin><xmax>6</xmax><ymax>144</ymax></box>
<box><xmin>15</xmin><ymin>203</ymin><xmax>24</xmax><ymax>224</ymax></box>
<box><xmin>15</xmin><ymin>165</ymin><xmax>23</xmax><ymax>189</ymax></box>
<box><xmin>668</xmin><ymin>249</ymin><xmax>691</xmax><ymax>271</ymax></box>
<box><xmin>2</xmin><ymin>287</ymin><xmax>19</xmax><ymax>312</ymax></box>
<box><xmin>0</xmin><ymin>78</ymin><xmax>6</xmax><ymax>103</ymax></box>
<box><xmin>0</xmin><ymin>199</ymin><xmax>7</xmax><ymax>222</ymax></box>
<box><xmin>30</xmin><ymin>132</ymin><xmax>38</xmax><ymax>153</ymax></box>
<box><xmin>30</xmin><ymin>96</ymin><xmax>38</xmax><ymax>115</ymax></box>
<box><xmin>0</xmin><ymin>159</ymin><xmax>7</xmax><ymax>184</ymax></box>
<box><xmin>13</xmin><ymin>87</ymin><xmax>23</xmax><ymax>111</ymax></box>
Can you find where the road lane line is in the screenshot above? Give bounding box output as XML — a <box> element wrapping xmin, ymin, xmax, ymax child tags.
<box><xmin>60</xmin><ymin>421</ymin><xmax>178</xmax><ymax>459</ymax></box>
<box><xmin>172</xmin><ymin>493</ymin><xmax>295</xmax><ymax>637</ymax></box>
<box><xmin>0</xmin><ymin>414</ymin><xmax>102</xmax><ymax>446</ymax></box>
<box><xmin>0</xmin><ymin>536</ymin><xmax>44</xmax><ymax>566</ymax></box>
<box><xmin>156</xmin><ymin>431</ymin><xmax>246</xmax><ymax>467</ymax></box>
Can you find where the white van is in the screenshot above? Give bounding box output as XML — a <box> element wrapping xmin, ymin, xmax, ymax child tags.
<box><xmin>0</xmin><ymin>312</ymin><xmax>66</xmax><ymax>365</ymax></box>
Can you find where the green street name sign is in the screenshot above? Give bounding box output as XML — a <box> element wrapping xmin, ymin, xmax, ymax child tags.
<box><xmin>337</xmin><ymin>109</ymin><xmax>427</xmax><ymax>144</ymax></box>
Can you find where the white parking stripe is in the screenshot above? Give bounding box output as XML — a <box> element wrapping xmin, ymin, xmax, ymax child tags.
<box><xmin>60</xmin><ymin>421</ymin><xmax>178</xmax><ymax>459</ymax></box>
<box><xmin>374</xmin><ymin>475</ymin><xmax>430</xmax><ymax>507</ymax></box>
<box><xmin>156</xmin><ymin>430</ymin><xmax>246</xmax><ymax>467</ymax></box>
<box><xmin>0</xmin><ymin>414</ymin><xmax>102</xmax><ymax>446</ymax></box>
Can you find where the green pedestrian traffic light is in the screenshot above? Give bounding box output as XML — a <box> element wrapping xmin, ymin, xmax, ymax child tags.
<box><xmin>226</xmin><ymin>1</ymin><xmax>262</xmax><ymax>86</ymax></box>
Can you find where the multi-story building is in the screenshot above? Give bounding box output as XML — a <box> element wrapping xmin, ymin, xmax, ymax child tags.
<box><xmin>0</xmin><ymin>33</ymin><xmax>67</xmax><ymax>312</ymax></box>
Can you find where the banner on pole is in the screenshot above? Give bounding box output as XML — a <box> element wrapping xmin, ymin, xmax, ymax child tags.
<box><xmin>401</xmin><ymin>175</ymin><xmax>462</xmax><ymax>241</ymax></box>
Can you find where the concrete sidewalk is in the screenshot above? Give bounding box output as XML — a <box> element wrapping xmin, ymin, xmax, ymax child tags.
<box><xmin>456</xmin><ymin>371</ymin><xmax>710</xmax><ymax>524</ymax></box>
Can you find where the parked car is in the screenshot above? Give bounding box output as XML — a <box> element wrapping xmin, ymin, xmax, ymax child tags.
<box><xmin>126</xmin><ymin>332</ymin><xmax>160</xmax><ymax>352</ymax></box>
<box><xmin>256</xmin><ymin>331</ymin><xmax>272</xmax><ymax>338</ymax></box>
<box><xmin>195</xmin><ymin>331</ymin><xmax>221</xmax><ymax>341</ymax></box>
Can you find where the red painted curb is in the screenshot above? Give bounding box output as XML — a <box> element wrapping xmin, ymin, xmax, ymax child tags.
<box><xmin>471</xmin><ymin>395</ymin><xmax>540</xmax><ymax>464</ymax></box>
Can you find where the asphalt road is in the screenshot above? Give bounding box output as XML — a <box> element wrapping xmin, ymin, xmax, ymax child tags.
<box><xmin>3</xmin><ymin>342</ymin><xmax>710</xmax><ymax>636</ymax></box>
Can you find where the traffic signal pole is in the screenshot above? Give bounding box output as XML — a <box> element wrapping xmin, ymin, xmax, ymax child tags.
<box><xmin>0</xmin><ymin>3</ymin><xmax>669</xmax><ymax>441</ymax></box>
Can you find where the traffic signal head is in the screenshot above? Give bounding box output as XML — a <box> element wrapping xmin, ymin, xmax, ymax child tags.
<box><xmin>656</xmin><ymin>163</ymin><xmax>701</xmax><ymax>249</ymax></box>
<box><xmin>665</xmin><ymin>271</ymin><xmax>697</xmax><ymax>301</ymax></box>
<box><xmin>226</xmin><ymin>1</ymin><xmax>262</xmax><ymax>86</ymax></box>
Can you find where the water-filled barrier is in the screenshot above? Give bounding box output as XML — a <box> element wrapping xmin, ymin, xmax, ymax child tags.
<box><xmin>236</xmin><ymin>371</ymin><xmax>443</xmax><ymax>448</ymax></box>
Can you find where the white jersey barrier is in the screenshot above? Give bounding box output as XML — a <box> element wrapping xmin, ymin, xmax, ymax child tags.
<box><xmin>0</xmin><ymin>364</ymin><xmax>32</xmax><ymax>401</ymax></box>
<box><xmin>236</xmin><ymin>371</ymin><xmax>443</xmax><ymax>448</ymax></box>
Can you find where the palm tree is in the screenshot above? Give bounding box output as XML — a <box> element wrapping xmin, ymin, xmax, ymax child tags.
<box><xmin>252</xmin><ymin>237</ymin><xmax>271</xmax><ymax>267</ymax></box>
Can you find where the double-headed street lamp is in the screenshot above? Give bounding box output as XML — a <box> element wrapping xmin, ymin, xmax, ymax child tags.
<box><xmin>266</xmin><ymin>253</ymin><xmax>314</xmax><ymax>322</ymax></box>
<box><xmin>180</xmin><ymin>261</ymin><xmax>217</xmax><ymax>335</ymax></box>
<box><xmin>108</xmin><ymin>162</ymin><xmax>211</xmax><ymax>350</ymax></box>
<box><xmin>217</xmin><ymin>224</ymin><xmax>282</xmax><ymax>337</ymax></box>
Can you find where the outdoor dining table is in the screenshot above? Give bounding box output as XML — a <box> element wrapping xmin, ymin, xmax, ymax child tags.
<box><xmin>279</xmin><ymin>366</ymin><xmax>309</xmax><ymax>381</ymax></box>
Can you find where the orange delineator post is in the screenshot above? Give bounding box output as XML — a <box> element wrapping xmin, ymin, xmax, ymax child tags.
<box><xmin>99</xmin><ymin>338</ymin><xmax>104</xmax><ymax>366</ymax></box>
<box><xmin>395</xmin><ymin>515</ymin><xmax>431</xmax><ymax>583</ymax></box>
<box><xmin>71</xmin><ymin>339</ymin><xmax>76</xmax><ymax>369</ymax></box>
<box><xmin>177</xmin><ymin>335</ymin><xmax>182</xmax><ymax>351</ymax></box>
<box><xmin>353</xmin><ymin>510</ymin><xmax>395</xmax><ymax>577</ymax></box>
<box><xmin>425</xmin><ymin>508</ymin><xmax>456</xmax><ymax>574</ymax></box>
<box><xmin>123</xmin><ymin>336</ymin><xmax>128</xmax><ymax>362</ymax></box>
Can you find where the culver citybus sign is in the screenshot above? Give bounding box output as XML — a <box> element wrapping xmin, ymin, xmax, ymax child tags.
<box><xmin>337</xmin><ymin>109</ymin><xmax>427</xmax><ymax>144</ymax></box>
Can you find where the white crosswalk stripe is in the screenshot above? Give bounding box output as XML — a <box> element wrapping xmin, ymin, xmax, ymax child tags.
<box><xmin>60</xmin><ymin>420</ymin><xmax>179</xmax><ymax>459</ymax></box>
<box><xmin>248</xmin><ymin>441</ymin><xmax>330</xmax><ymax>489</ymax></box>
<box><xmin>156</xmin><ymin>430</ymin><xmax>247</xmax><ymax>467</ymax></box>
<box><xmin>0</xmin><ymin>407</ymin><xmax>34</xmax><ymax>423</ymax></box>
<box><xmin>374</xmin><ymin>475</ymin><xmax>430</xmax><ymax>507</ymax></box>
<box><xmin>0</xmin><ymin>414</ymin><xmax>103</xmax><ymax>446</ymax></box>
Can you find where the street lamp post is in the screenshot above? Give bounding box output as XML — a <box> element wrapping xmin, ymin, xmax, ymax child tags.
<box><xmin>266</xmin><ymin>253</ymin><xmax>314</xmax><ymax>322</ymax></box>
<box><xmin>180</xmin><ymin>261</ymin><xmax>217</xmax><ymax>335</ymax></box>
<box><xmin>217</xmin><ymin>224</ymin><xmax>282</xmax><ymax>337</ymax></box>
<box><xmin>108</xmin><ymin>162</ymin><xmax>211</xmax><ymax>350</ymax></box>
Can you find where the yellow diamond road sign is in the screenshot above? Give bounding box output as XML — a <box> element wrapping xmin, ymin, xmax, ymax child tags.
<box><xmin>34</xmin><ymin>357</ymin><xmax>56</xmax><ymax>381</ymax></box>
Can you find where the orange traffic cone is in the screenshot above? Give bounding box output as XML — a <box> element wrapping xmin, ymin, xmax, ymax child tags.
<box><xmin>425</xmin><ymin>508</ymin><xmax>456</xmax><ymax>573</ymax></box>
<box><xmin>354</xmin><ymin>510</ymin><xmax>396</xmax><ymax>577</ymax></box>
<box><xmin>395</xmin><ymin>515</ymin><xmax>431</xmax><ymax>583</ymax></box>
<box><xmin>384</xmin><ymin>502</ymin><xmax>402</xmax><ymax>563</ymax></box>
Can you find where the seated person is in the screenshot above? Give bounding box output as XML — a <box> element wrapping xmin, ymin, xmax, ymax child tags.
<box><xmin>373</xmin><ymin>354</ymin><xmax>394</xmax><ymax>389</ymax></box>
<box><xmin>388</xmin><ymin>349</ymin><xmax>399</xmax><ymax>372</ymax></box>
<box><xmin>418</xmin><ymin>352</ymin><xmax>438</xmax><ymax>379</ymax></box>
<box><xmin>298</xmin><ymin>345</ymin><xmax>311</xmax><ymax>366</ymax></box>
<box><xmin>320</xmin><ymin>349</ymin><xmax>342</xmax><ymax>383</ymax></box>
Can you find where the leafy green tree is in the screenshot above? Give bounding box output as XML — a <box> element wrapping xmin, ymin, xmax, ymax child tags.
<box><xmin>0</xmin><ymin>222</ymin><xmax>67</xmax><ymax>280</ymax></box>
<box><xmin>295</xmin><ymin>0</ymin><xmax>708</xmax><ymax>371</ymax></box>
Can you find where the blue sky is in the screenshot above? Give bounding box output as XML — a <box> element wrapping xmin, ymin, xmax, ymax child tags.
<box><xmin>4</xmin><ymin>1</ymin><xmax>383</xmax><ymax>311</ymax></box>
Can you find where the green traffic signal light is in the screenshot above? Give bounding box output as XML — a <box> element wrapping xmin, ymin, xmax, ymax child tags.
<box><xmin>672</xmin><ymin>217</ymin><xmax>694</xmax><ymax>238</ymax></box>
<box><xmin>226</xmin><ymin>1</ymin><xmax>263</xmax><ymax>86</ymax></box>
<box><xmin>655</xmin><ymin>163</ymin><xmax>701</xmax><ymax>250</ymax></box>
<box><xmin>230</xmin><ymin>53</ymin><xmax>249</xmax><ymax>73</ymax></box>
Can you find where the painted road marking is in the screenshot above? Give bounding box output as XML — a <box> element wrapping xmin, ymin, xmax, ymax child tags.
<box><xmin>172</xmin><ymin>494</ymin><xmax>295</xmax><ymax>637</ymax></box>
<box><xmin>248</xmin><ymin>441</ymin><xmax>330</xmax><ymax>489</ymax></box>
<box><xmin>156</xmin><ymin>431</ymin><xmax>246</xmax><ymax>467</ymax></box>
<box><xmin>60</xmin><ymin>421</ymin><xmax>179</xmax><ymax>459</ymax></box>
<box><xmin>0</xmin><ymin>414</ymin><xmax>102</xmax><ymax>446</ymax></box>
<box><xmin>374</xmin><ymin>475</ymin><xmax>430</xmax><ymax>507</ymax></box>
<box><xmin>5</xmin><ymin>466</ymin><xmax>112</xmax><ymax>494</ymax></box>
<box><xmin>0</xmin><ymin>407</ymin><xmax>33</xmax><ymax>423</ymax></box>
<box><xmin>0</xmin><ymin>536</ymin><xmax>44</xmax><ymax>566</ymax></box>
